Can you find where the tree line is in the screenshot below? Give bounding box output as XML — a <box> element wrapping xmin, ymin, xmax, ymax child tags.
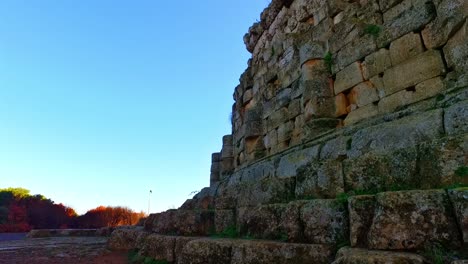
<box><xmin>0</xmin><ymin>187</ymin><xmax>146</xmax><ymax>232</ymax></box>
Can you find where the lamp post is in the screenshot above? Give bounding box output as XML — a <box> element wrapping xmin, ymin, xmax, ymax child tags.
<box><xmin>148</xmin><ymin>190</ymin><xmax>152</xmax><ymax>215</ymax></box>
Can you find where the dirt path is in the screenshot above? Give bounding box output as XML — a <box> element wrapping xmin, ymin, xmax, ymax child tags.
<box><xmin>0</xmin><ymin>236</ymin><xmax>127</xmax><ymax>264</ymax></box>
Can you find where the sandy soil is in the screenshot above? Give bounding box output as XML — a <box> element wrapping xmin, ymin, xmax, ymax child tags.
<box><xmin>0</xmin><ymin>235</ymin><xmax>127</xmax><ymax>264</ymax></box>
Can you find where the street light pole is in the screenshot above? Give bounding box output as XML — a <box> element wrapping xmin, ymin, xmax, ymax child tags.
<box><xmin>148</xmin><ymin>190</ymin><xmax>152</xmax><ymax>215</ymax></box>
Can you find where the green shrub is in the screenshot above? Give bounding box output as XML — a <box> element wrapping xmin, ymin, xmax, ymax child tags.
<box><xmin>364</xmin><ymin>24</ymin><xmax>381</xmax><ymax>37</ymax></box>
<box><xmin>455</xmin><ymin>166</ymin><xmax>468</xmax><ymax>177</ymax></box>
<box><xmin>324</xmin><ymin>52</ymin><xmax>333</xmax><ymax>73</ymax></box>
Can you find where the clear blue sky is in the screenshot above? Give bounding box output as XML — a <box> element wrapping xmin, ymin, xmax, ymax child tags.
<box><xmin>0</xmin><ymin>0</ymin><xmax>268</xmax><ymax>214</ymax></box>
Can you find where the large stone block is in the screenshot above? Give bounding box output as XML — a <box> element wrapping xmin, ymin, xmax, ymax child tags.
<box><xmin>418</xmin><ymin>135</ymin><xmax>468</xmax><ymax>188</ymax></box>
<box><xmin>215</xmin><ymin>210</ymin><xmax>235</xmax><ymax>234</ymax></box>
<box><xmin>377</xmin><ymin>0</ymin><xmax>436</xmax><ymax>48</ymax></box>
<box><xmin>443</xmin><ymin>19</ymin><xmax>468</xmax><ymax>72</ymax></box>
<box><xmin>277</xmin><ymin>121</ymin><xmax>293</xmax><ymax>142</ymax></box>
<box><xmin>448</xmin><ymin>188</ymin><xmax>468</xmax><ymax>244</ymax></box>
<box><xmin>344</xmin><ymin>147</ymin><xmax>418</xmax><ymax>193</ymax></box>
<box><xmin>382</xmin><ymin>50</ymin><xmax>446</xmax><ymax>96</ymax></box>
<box><xmin>179</xmin><ymin>239</ymin><xmax>233</xmax><ymax>264</ymax></box>
<box><xmin>140</xmin><ymin>234</ymin><xmax>176</xmax><ymax>262</ymax></box>
<box><xmin>108</xmin><ymin>228</ymin><xmax>149</xmax><ymax>251</ymax></box>
<box><xmin>237</xmin><ymin>202</ymin><xmax>304</xmax><ymax>241</ymax></box>
<box><xmin>389</xmin><ymin>32</ymin><xmax>424</xmax><ymax>65</ymax></box>
<box><xmin>344</xmin><ymin>104</ymin><xmax>379</xmax><ymax>125</ymax></box>
<box><xmin>276</xmin><ymin>145</ymin><xmax>320</xmax><ymax>178</ymax></box>
<box><xmin>300</xmin><ymin>199</ymin><xmax>349</xmax><ymax>244</ymax></box>
<box><xmin>231</xmin><ymin>240</ymin><xmax>333</xmax><ymax>264</ymax></box>
<box><xmin>146</xmin><ymin>210</ymin><xmax>215</xmax><ymax>236</ymax></box>
<box><xmin>304</xmin><ymin>96</ymin><xmax>336</xmax><ymax>119</ymax></box>
<box><xmin>362</xmin><ymin>48</ymin><xmax>392</xmax><ymax>79</ymax></box>
<box><xmin>422</xmin><ymin>0</ymin><xmax>468</xmax><ymax>49</ymax></box>
<box><xmin>368</xmin><ymin>190</ymin><xmax>462</xmax><ymax>250</ymax></box>
<box><xmin>348</xmin><ymin>109</ymin><xmax>444</xmax><ymax>158</ymax></box>
<box><xmin>333</xmin><ymin>34</ymin><xmax>377</xmax><ymax>73</ymax></box>
<box><xmin>267</xmin><ymin>107</ymin><xmax>289</xmax><ymax>130</ymax></box>
<box><xmin>444</xmin><ymin>100</ymin><xmax>468</xmax><ymax>135</ymax></box>
<box><xmin>332</xmin><ymin>247</ymin><xmax>426</xmax><ymax>264</ymax></box>
<box><xmin>378</xmin><ymin>76</ymin><xmax>445</xmax><ymax>113</ymax></box>
<box><xmin>348</xmin><ymin>81</ymin><xmax>379</xmax><ymax>107</ymax></box>
<box><xmin>334</xmin><ymin>62</ymin><xmax>365</xmax><ymax>94</ymax></box>
<box><xmin>348</xmin><ymin>195</ymin><xmax>376</xmax><ymax>248</ymax></box>
<box><xmin>296</xmin><ymin>160</ymin><xmax>345</xmax><ymax>199</ymax></box>
<box><xmin>299</xmin><ymin>42</ymin><xmax>326</xmax><ymax>65</ymax></box>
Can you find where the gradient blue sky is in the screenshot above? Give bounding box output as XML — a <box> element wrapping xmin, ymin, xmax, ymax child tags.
<box><xmin>0</xmin><ymin>1</ymin><xmax>268</xmax><ymax>214</ymax></box>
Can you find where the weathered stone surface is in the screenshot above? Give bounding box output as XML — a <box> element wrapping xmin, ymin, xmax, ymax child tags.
<box><xmin>276</xmin><ymin>145</ymin><xmax>319</xmax><ymax>178</ymax></box>
<box><xmin>418</xmin><ymin>134</ymin><xmax>468</xmax><ymax>188</ymax></box>
<box><xmin>443</xmin><ymin>20</ymin><xmax>468</xmax><ymax>72</ymax></box>
<box><xmin>377</xmin><ymin>0</ymin><xmax>436</xmax><ymax>48</ymax></box>
<box><xmin>348</xmin><ymin>81</ymin><xmax>379</xmax><ymax>107</ymax></box>
<box><xmin>335</xmin><ymin>93</ymin><xmax>349</xmax><ymax>117</ymax></box>
<box><xmin>332</xmin><ymin>247</ymin><xmax>426</xmax><ymax>264</ymax></box>
<box><xmin>368</xmin><ymin>190</ymin><xmax>462</xmax><ymax>250</ymax></box>
<box><xmin>300</xmin><ymin>199</ymin><xmax>349</xmax><ymax>244</ymax></box>
<box><xmin>231</xmin><ymin>240</ymin><xmax>333</xmax><ymax>264</ymax></box>
<box><xmin>237</xmin><ymin>203</ymin><xmax>301</xmax><ymax>241</ymax></box>
<box><xmin>378</xmin><ymin>76</ymin><xmax>445</xmax><ymax>113</ymax></box>
<box><xmin>389</xmin><ymin>32</ymin><xmax>424</xmax><ymax>65</ymax></box>
<box><xmin>382</xmin><ymin>50</ymin><xmax>446</xmax><ymax>96</ymax></box>
<box><xmin>320</xmin><ymin>135</ymin><xmax>350</xmax><ymax>160</ymax></box>
<box><xmin>215</xmin><ymin>210</ymin><xmax>235</xmax><ymax>234</ymax></box>
<box><xmin>108</xmin><ymin>228</ymin><xmax>149</xmax><ymax>251</ymax></box>
<box><xmin>179</xmin><ymin>239</ymin><xmax>233</xmax><ymax>264</ymax></box>
<box><xmin>448</xmin><ymin>188</ymin><xmax>468</xmax><ymax>243</ymax></box>
<box><xmin>344</xmin><ymin>147</ymin><xmax>418</xmax><ymax>192</ymax></box>
<box><xmin>304</xmin><ymin>117</ymin><xmax>341</xmax><ymax>137</ymax></box>
<box><xmin>348</xmin><ymin>195</ymin><xmax>376</xmax><ymax>248</ymax></box>
<box><xmin>140</xmin><ymin>234</ymin><xmax>176</xmax><ymax>262</ymax></box>
<box><xmin>422</xmin><ymin>0</ymin><xmax>467</xmax><ymax>49</ymax></box>
<box><xmin>299</xmin><ymin>42</ymin><xmax>325</xmax><ymax>65</ymax></box>
<box><xmin>445</xmin><ymin>100</ymin><xmax>468</xmax><ymax>135</ymax></box>
<box><xmin>146</xmin><ymin>210</ymin><xmax>214</xmax><ymax>236</ymax></box>
<box><xmin>334</xmin><ymin>62</ymin><xmax>364</xmax><ymax>94</ymax></box>
<box><xmin>296</xmin><ymin>160</ymin><xmax>345</xmax><ymax>199</ymax></box>
<box><xmin>344</xmin><ymin>104</ymin><xmax>379</xmax><ymax>125</ymax></box>
<box><xmin>362</xmin><ymin>48</ymin><xmax>392</xmax><ymax>79</ymax></box>
<box><xmin>334</xmin><ymin>34</ymin><xmax>377</xmax><ymax>73</ymax></box>
<box><xmin>348</xmin><ymin>109</ymin><xmax>444</xmax><ymax>158</ymax></box>
<box><xmin>217</xmin><ymin>159</ymin><xmax>296</xmax><ymax>208</ymax></box>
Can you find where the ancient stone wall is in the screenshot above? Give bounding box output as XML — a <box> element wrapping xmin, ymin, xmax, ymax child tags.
<box><xmin>110</xmin><ymin>0</ymin><xmax>468</xmax><ymax>263</ymax></box>
<box><xmin>210</xmin><ymin>0</ymin><xmax>467</xmax><ymax>183</ymax></box>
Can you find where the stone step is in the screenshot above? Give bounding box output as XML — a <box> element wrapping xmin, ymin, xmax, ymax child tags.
<box><xmin>144</xmin><ymin>209</ymin><xmax>215</xmax><ymax>236</ymax></box>
<box><xmin>332</xmin><ymin>247</ymin><xmax>427</xmax><ymax>264</ymax></box>
<box><xmin>144</xmin><ymin>188</ymin><xmax>467</xmax><ymax>251</ymax></box>
<box><xmin>108</xmin><ymin>230</ymin><xmax>334</xmax><ymax>264</ymax></box>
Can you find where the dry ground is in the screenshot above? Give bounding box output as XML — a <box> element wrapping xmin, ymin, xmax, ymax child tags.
<box><xmin>0</xmin><ymin>235</ymin><xmax>127</xmax><ymax>264</ymax></box>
